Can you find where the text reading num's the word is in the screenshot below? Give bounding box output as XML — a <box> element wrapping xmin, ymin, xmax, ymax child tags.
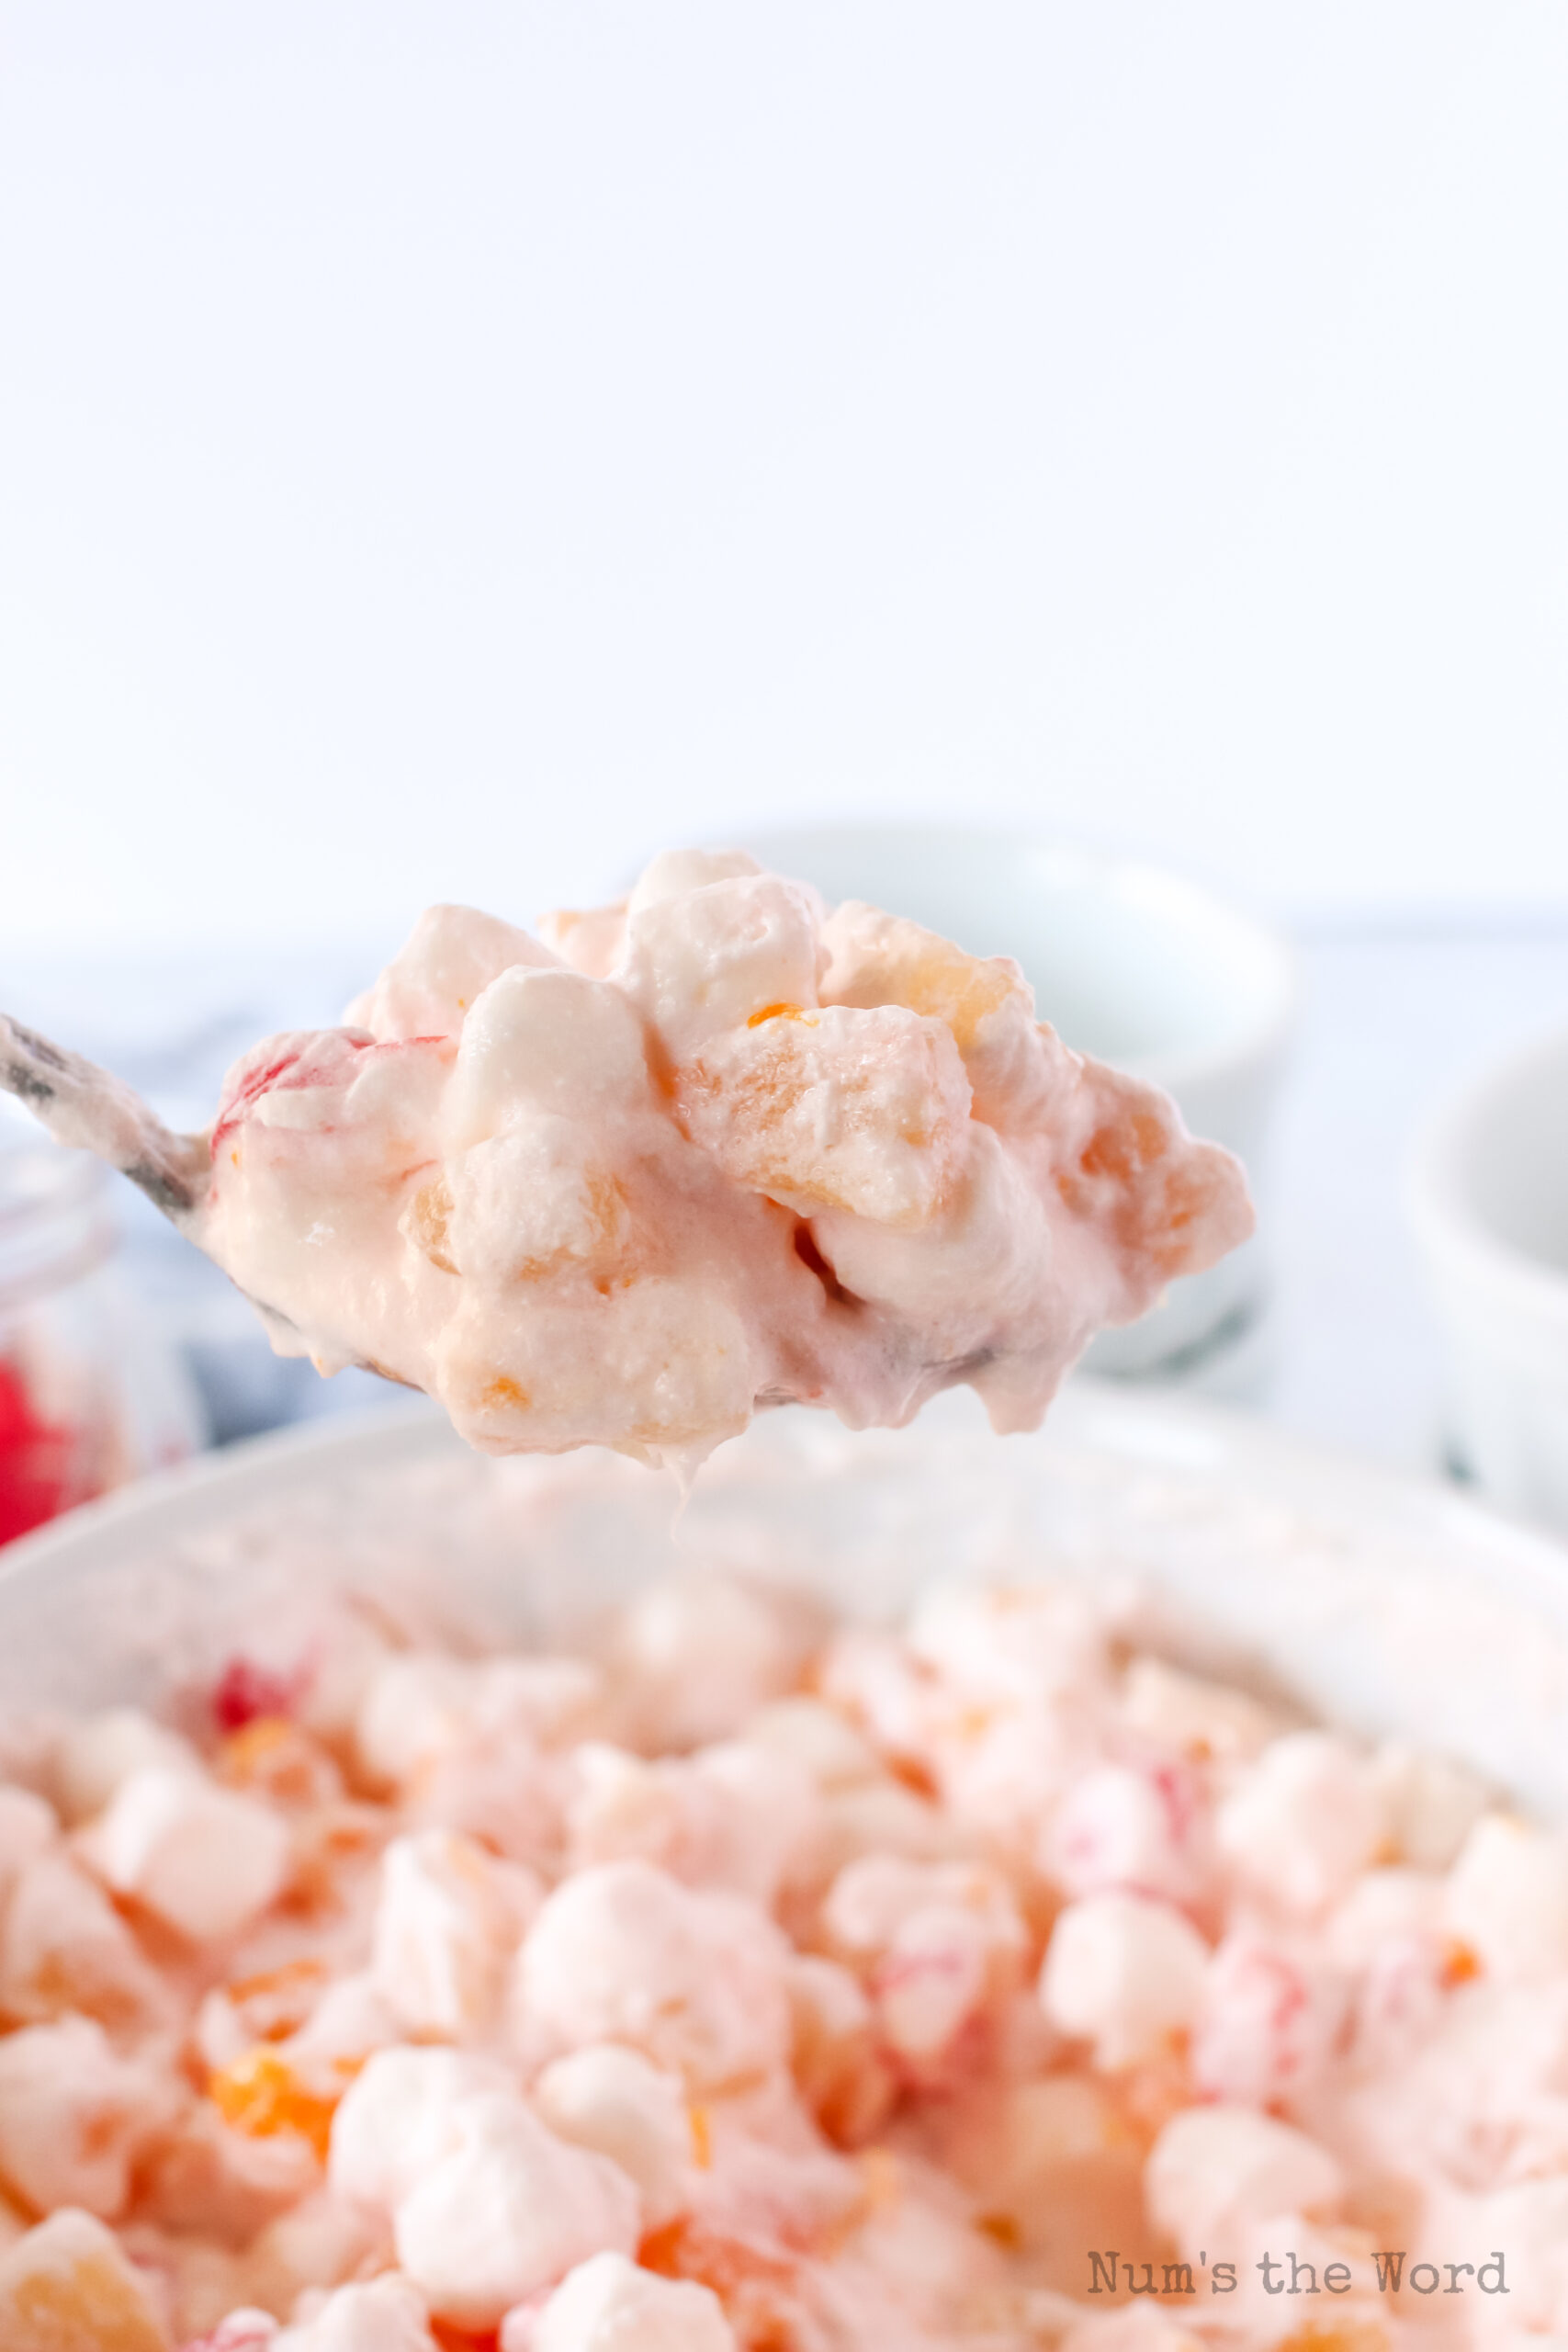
<box><xmin>1087</xmin><ymin>2252</ymin><xmax>1511</xmax><ymax>2299</ymax></box>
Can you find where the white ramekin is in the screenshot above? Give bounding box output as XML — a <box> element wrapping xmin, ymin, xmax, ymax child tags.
<box><xmin>1408</xmin><ymin>1022</ymin><xmax>1568</xmax><ymax>1533</ymax></box>
<box><xmin>739</xmin><ymin>823</ymin><xmax>1298</xmax><ymax>1381</ymax></box>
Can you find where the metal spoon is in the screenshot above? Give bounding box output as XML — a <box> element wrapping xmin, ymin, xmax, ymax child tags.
<box><xmin>0</xmin><ymin>1010</ymin><xmax>343</xmax><ymax>1365</ymax></box>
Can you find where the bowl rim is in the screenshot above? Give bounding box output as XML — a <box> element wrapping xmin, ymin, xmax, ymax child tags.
<box><xmin>5</xmin><ymin>1373</ymin><xmax>1564</xmax><ymax>1596</ymax></box>
<box><xmin>1407</xmin><ymin>1017</ymin><xmax>1568</xmax><ymax>1328</ymax></box>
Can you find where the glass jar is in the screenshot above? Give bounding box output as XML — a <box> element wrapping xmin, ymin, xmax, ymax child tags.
<box><xmin>0</xmin><ymin>1112</ymin><xmax>203</xmax><ymax>1544</ymax></box>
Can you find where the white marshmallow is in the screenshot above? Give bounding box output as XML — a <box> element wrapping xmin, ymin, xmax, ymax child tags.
<box><xmin>1040</xmin><ymin>1893</ymin><xmax>1210</xmax><ymax>2071</ymax></box>
<box><xmin>1145</xmin><ymin>2103</ymin><xmax>1343</xmax><ymax>2259</ymax></box>
<box><xmin>612</xmin><ymin>1575</ymin><xmax>811</xmax><ymax>1750</ymax></box>
<box><xmin>345</xmin><ymin>900</ymin><xmax>557</xmax><ymax>1044</ymax></box>
<box><xmin>533</xmin><ymin>2044</ymin><xmax>690</xmax><ymax>2226</ymax></box>
<box><xmin>906</xmin><ymin>1580</ymin><xmax>1108</xmax><ymax>1709</ymax></box>
<box><xmin>194</xmin><ymin>2314</ymin><xmax>280</xmax><ymax>2349</ymax></box>
<box><xmin>446</xmin><ymin>968</ymin><xmax>652</xmax><ymax>1148</ymax></box>
<box><xmin>741</xmin><ymin>1698</ymin><xmax>881</xmax><ymax>1791</ymax></box>
<box><xmin>518</xmin><ymin>2250</ymin><xmax>737</xmax><ymax>2352</ymax></box>
<box><xmin>274</xmin><ymin>2273</ymin><xmax>436</xmax><ymax>2351</ymax></box>
<box><xmin>566</xmin><ymin>1740</ymin><xmax>813</xmax><ymax>1908</ymax></box>
<box><xmin>620</xmin><ymin>871</ymin><xmax>821</xmax><ymax>1058</ymax></box>
<box><xmin>51</xmin><ymin>1707</ymin><xmax>200</xmax><ymax>1825</ymax></box>
<box><xmin>1216</xmin><ymin>1733</ymin><xmax>1387</xmax><ymax>1914</ymax></box>
<box><xmin>1444</xmin><ymin>1812</ymin><xmax>1568</xmax><ymax>1983</ymax></box>
<box><xmin>1120</xmin><ymin>1656</ymin><xmax>1276</xmax><ymax>1767</ymax></box>
<box><xmin>446</xmin><ymin>1119</ymin><xmax>630</xmax><ymax>1290</ymax></box>
<box><xmin>371</xmin><ymin>1828</ymin><xmax>537</xmax><ymax>2041</ymax></box>
<box><xmin>1371</xmin><ymin>1742</ymin><xmax>1489</xmax><ymax>1871</ymax></box>
<box><xmin>1190</xmin><ymin>1932</ymin><xmax>1347</xmax><ymax>2104</ymax></box>
<box><xmin>84</xmin><ymin>1764</ymin><xmax>290</xmax><ymax>1942</ymax></box>
<box><xmin>328</xmin><ymin>2044</ymin><xmax>516</xmax><ymax>2211</ymax></box>
<box><xmin>515</xmin><ymin>1860</ymin><xmax>793</xmax><ymax>2091</ymax></box>
<box><xmin>1044</xmin><ymin>1763</ymin><xmax>1212</xmax><ymax>1905</ymax></box>
<box><xmin>393</xmin><ymin>2092</ymin><xmax>639</xmax><ymax>2331</ymax></box>
<box><xmin>0</xmin><ymin>1849</ymin><xmax>166</xmax><ymax>2027</ymax></box>
<box><xmin>353</xmin><ymin>1655</ymin><xmax>477</xmax><ymax>1791</ymax></box>
<box><xmin>821</xmin><ymin>1854</ymin><xmax>1025</xmax><ymax>1963</ymax></box>
<box><xmin>0</xmin><ymin>2015</ymin><xmax>165</xmax><ymax>2219</ymax></box>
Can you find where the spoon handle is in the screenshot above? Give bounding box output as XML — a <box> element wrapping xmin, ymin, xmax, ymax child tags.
<box><xmin>0</xmin><ymin>1013</ymin><xmax>209</xmax><ymax>1224</ymax></box>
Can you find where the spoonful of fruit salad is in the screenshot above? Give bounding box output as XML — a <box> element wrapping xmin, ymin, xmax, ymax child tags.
<box><xmin>0</xmin><ymin>849</ymin><xmax>1252</xmax><ymax>1468</ymax></box>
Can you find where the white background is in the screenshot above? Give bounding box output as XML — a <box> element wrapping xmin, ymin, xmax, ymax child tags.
<box><xmin>3</xmin><ymin>3</ymin><xmax>1566</xmax><ymax>954</ymax></box>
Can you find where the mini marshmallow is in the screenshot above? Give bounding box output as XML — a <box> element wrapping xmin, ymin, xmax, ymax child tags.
<box><xmin>190</xmin><ymin>2314</ymin><xmax>280</xmax><ymax>2350</ymax></box>
<box><xmin>0</xmin><ymin>1849</ymin><xmax>166</xmax><ymax>2027</ymax></box>
<box><xmin>1119</xmin><ymin>1656</ymin><xmax>1276</xmax><ymax>1768</ymax></box>
<box><xmin>0</xmin><ymin>2015</ymin><xmax>166</xmax><ymax>2219</ymax></box>
<box><xmin>1190</xmin><ymin>1932</ymin><xmax>1348</xmax><ymax>2105</ymax></box>
<box><xmin>620</xmin><ymin>870</ymin><xmax>821</xmax><ymax>1060</ymax></box>
<box><xmin>328</xmin><ymin>2043</ymin><xmax>516</xmax><ymax>2211</ymax></box>
<box><xmin>741</xmin><ymin>1698</ymin><xmax>882</xmax><ymax>1791</ymax></box>
<box><xmin>353</xmin><ymin>1656</ymin><xmax>477</xmax><ymax>1791</ymax></box>
<box><xmin>1216</xmin><ymin>1733</ymin><xmax>1387</xmax><ymax>1914</ymax></box>
<box><xmin>84</xmin><ymin>1765</ymin><xmax>290</xmax><ymax>1942</ymax></box>
<box><xmin>823</xmin><ymin>1855</ymin><xmax>1026</xmax><ymax>2067</ymax></box>
<box><xmin>1371</xmin><ymin>1742</ymin><xmax>1489</xmax><ymax>1871</ymax></box>
<box><xmin>274</xmin><ymin>2273</ymin><xmax>436</xmax><ymax>2352</ymax></box>
<box><xmin>515</xmin><ymin>1860</ymin><xmax>793</xmax><ymax>2091</ymax></box>
<box><xmin>906</xmin><ymin>1581</ymin><xmax>1108</xmax><ymax>1710</ymax></box>
<box><xmin>611</xmin><ymin>1576</ymin><xmax>813</xmax><ymax>1751</ymax></box>
<box><xmin>344</xmin><ymin>900</ymin><xmax>554</xmax><ymax>1045</ymax></box>
<box><xmin>566</xmin><ymin>1740</ymin><xmax>813</xmax><ymax>1908</ymax></box>
<box><xmin>1473</xmin><ymin>2177</ymin><xmax>1568</xmax><ymax>2335</ymax></box>
<box><xmin>1146</xmin><ymin>2103</ymin><xmax>1344</xmax><ymax>2260</ymax></box>
<box><xmin>874</xmin><ymin>1903</ymin><xmax>994</xmax><ymax>2063</ymax></box>
<box><xmin>52</xmin><ymin>1706</ymin><xmax>200</xmax><ymax>1825</ymax></box>
<box><xmin>1444</xmin><ymin>1812</ymin><xmax>1568</xmax><ymax>1983</ymax></box>
<box><xmin>821</xmin><ymin>1854</ymin><xmax>1025</xmax><ymax>1965</ymax></box>
<box><xmin>517</xmin><ymin>2250</ymin><xmax>738</xmax><ymax>2352</ymax></box>
<box><xmin>242</xmin><ymin>2188</ymin><xmax>391</xmax><ymax>2326</ymax></box>
<box><xmin>393</xmin><ymin>2092</ymin><xmax>639</xmax><ymax>2331</ymax></box>
<box><xmin>371</xmin><ymin>1829</ymin><xmax>538</xmax><ymax>2040</ymax></box>
<box><xmin>533</xmin><ymin>2044</ymin><xmax>690</xmax><ymax>2226</ymax></box>
<box><xmin>1040</xmin><ymin>1892</ymin><xmax>1210</xmax><ymax>2070</ymax></box>
<box><xmin>1044</xmin><ymin>1763</ymin><xmax>1212</xmax><ymax>1905</ymax></box>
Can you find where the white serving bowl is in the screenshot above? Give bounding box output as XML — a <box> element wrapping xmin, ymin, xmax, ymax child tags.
<box><xmin>1409</xmin><ymin>1021</ymin><xmax>1568</xmax><ymax>1533</ymax></box>
<box><xmin>4</xmin><ymin>1381</ymin><xmax>1567</xmax><ymax>1823</ymax></box>
<box><xmin>739</xmin><ymin>825</ymin><xmax>1297</xmax><ymax>1383</ymax></box>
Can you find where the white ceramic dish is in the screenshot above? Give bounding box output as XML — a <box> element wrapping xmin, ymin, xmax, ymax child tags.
<box><xmin>3</xmin><ymin>1379</ymin><xmax>1566</xmax><ymax>1823</ymax></box>
<box><xmin>1409</xmin><ymin>1021</ymin><xmax>1568</xmax><ymax>1534</ymax></box>
<box><xmin>739</xmin><ymin>825</ymin><xmax>1297</xmax><ymax>1382</ymax></box>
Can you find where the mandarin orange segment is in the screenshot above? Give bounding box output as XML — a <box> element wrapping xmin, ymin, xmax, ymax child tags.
<box><xmin>430</xmin><ymin>2325</ymin><xmax>502</xmax><ymax>2352</ymax></box>
<box><xmin>747</xmin><ymin>1002</ymin><xmax>811</xmax><ymax>1027</ymax></box>
<box><xmin>209</xmin><ymin>2045</ymin><xmax>339</xmax><ymax>2161</ymax></box>
<box><xmin>218</xmin><ymin>1716</ymin><xmax>337</xmax><ymax>1805</ymax></box>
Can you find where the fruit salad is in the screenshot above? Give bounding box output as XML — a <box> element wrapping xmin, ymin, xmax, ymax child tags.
<box><xmin>189</xmin><ymin>848</ymin><xmax>1249</xmax><ymax>1466</ymax></box>
<box><xmin>0</xmin><ymin>1554</ymin><xmax>1559</xmax><ymax>2348</ymax></box>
